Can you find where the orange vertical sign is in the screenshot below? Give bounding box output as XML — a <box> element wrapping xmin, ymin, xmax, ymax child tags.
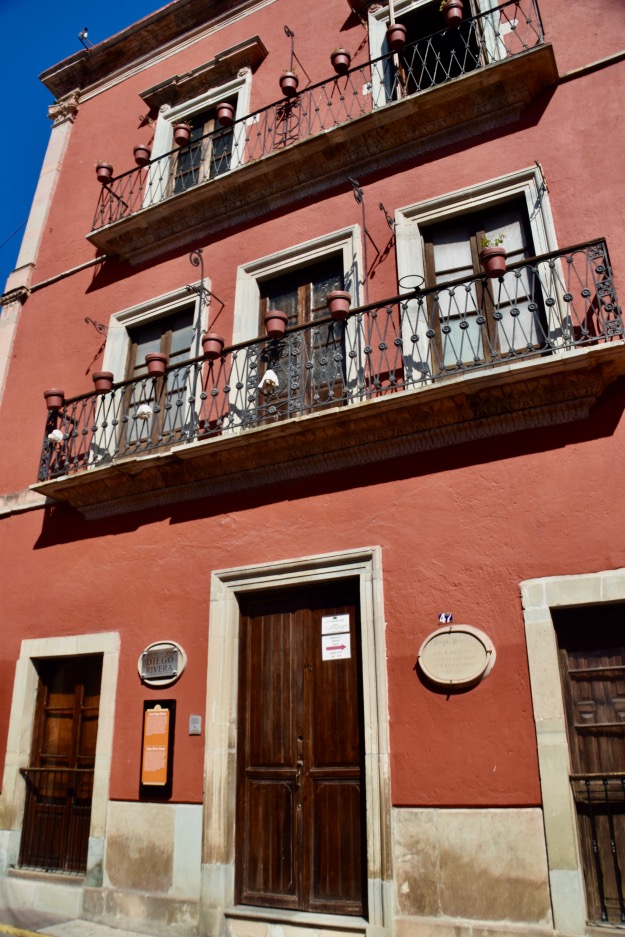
<box><xmin>141</xmin><ymin>705</ymin><xmax>170</xmax><ymax>786</ymax></box>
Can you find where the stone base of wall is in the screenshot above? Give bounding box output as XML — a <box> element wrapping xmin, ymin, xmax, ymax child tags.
<box><xmin>395</xmin><ymin>918</ymin><xmax>555</xmax><ymax>937</ymax></box>
<box><xmin>4</xmin><ymin>868</ymin><xmax>84</xmax><ymax>917</ymax></box>
<box><xmin>393</xmin><ymin>808</ymin><xmax>553</xmax><ymax>927</ymax></box>
<box><xmin>83</xmin><ymin>886</ymin><xmax>199</xmax><ymax>936</ymax></box>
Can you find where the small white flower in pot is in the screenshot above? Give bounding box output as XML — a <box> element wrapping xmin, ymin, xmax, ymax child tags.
<box><xmin>137</xmin><ymin>403</ymin><xmax>153</xmax><ymax>420</ymax></box>
<box><xmin>47</xmin><ymin>429</ymin><xmax>65</xmax><ymax>444</ymax></box>
<box><xmin>258</xmin><ymin>369</ymin><xmax>280</xmax><ymax>394</ymax></box>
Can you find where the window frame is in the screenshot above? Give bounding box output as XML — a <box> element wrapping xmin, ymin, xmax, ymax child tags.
<box><xmin>145</xmin><ymin>72</ymin><xmax>252</xmax><ymax>205</ymax></box>
<box><xmin>101</xmin><ymin>285</ymin><xmax>206</xmax><ymax>383</ymax></box>
<box><xmin>394</xmin><ymin>166</ymin><xmax>558</xmax><ymax>379</ymax></box>
<box><xmin>232</xmin><ymin>226</ymin><xmax>363</xmax><ymax>345</ymax></box>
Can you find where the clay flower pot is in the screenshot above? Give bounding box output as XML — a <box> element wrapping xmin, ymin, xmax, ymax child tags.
<box><xmin>331</xmin><ymin>48</ymin><xmax>352</xmax><ymax>76</ymax></box>
<box><xmin>326</xmin><ymin>290</ymin><xmax>352</xmax><ymax>321</ymax></box>
<box><xmin>173</xmin><ymin>122</ymin><xmax>192</xmax><ymax>146</ymax></box>
<box><xmin>216</xmin><ymin>102</ymin><xmax>235</xmax><ymax>127</ymax></box>
<box><xmin>479</xmin><ymin>247</ymin><xmax>507</xmax><ymax>278</ymax></box>
<box><xmin>133</xmin><ymin>144</ymin><xmax>151</xmax><ymax>166</ymax></box>
<box><xmin>92</xmin><ymin>371</ymin><xmax>114</xmax><ymax>393</ymax></box>
<box><xmin>202</xmin><ymin>332</ymin><xmax>225</xmax><ymax>360</ymax></box>
<box><xmin>95</xmin><ymin>162</ymin><xmax>113</xmax><ymax>185</ymax></box>
<box><xmin>442</xmin><ymin>0</ymin><xmax>463</xmax><ymax>27</ymax></box>
<box><xmin>386</xmin><ymin>23</ymin><xmax>407</xmax><ymax>52</ymax></box>
<box><xmin>280</xmin><ymin>71</ymin><xmax>299</xmax><ymax>98</ymax></box>
<box><xmin>264</xmin><ymin>310</ymin><xmax>289</xmax><ymax>339</ymax></box>
<box><xmin>145</xmin><ymin>352</ymin><xmax>168</xmax><ymax>376</ymax></box>
<box><xmin>43</xmin><ymin>389</ymin><xmax>65</xmax><ymax>410</ymax></box>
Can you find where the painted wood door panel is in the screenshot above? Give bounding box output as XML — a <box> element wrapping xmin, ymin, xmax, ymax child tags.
<box><xmin>237</xmin><ymin>581</ymin><xmax>365</xmax><ymax>915</ymax></box>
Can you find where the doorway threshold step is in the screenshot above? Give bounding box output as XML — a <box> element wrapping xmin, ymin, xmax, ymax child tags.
<box><xmin>226</xmin><ymin>906</ymin><xmax>368</xmax><ymax>937</ymax></box>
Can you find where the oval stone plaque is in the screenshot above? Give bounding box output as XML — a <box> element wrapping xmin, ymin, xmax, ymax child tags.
<box><xmin>138</xmin><ymin>640</ymin><xmax>187</xmax><ymax>688</ymax></box>
<box><xmin>418</xmin><ymin>625</ymin><xmax>495</xmax><ymax>688</ymax></box>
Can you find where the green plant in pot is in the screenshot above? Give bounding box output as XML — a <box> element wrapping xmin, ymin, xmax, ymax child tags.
<box><xmin>479</xmin><ymin>234</ymin><xmax>507</xmax><ymax>278</ymax></box>
<box><xmin>440</xmin><ymin>0</ymin><xmax>464</xmax><ymax>28</ymax></box>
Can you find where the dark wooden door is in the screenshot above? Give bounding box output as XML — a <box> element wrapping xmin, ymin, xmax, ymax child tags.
<box><xmin>19</xmin><ymin>655</ymin><xmax>102</xmax><ymax>873</ymax></box>
<box><xmin>555</xmin><ymin>606</ymin><xmax>625</xmax><ymax>924</ymax></box>
<box><xmin>236</xmin><ymin>581</ymin><xmax>365</xmax><ymax>915</ymax></box>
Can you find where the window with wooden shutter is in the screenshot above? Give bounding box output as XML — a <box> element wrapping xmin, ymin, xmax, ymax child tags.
<box><xmin>421</xmin><ymin>198</ymin><xmax>543</xmax><ymax>371</ymax></box>
<box><xmin>255</xmin><ymin>255</ymin><xmax>346</xmax><ymax>419</ymax></box>
<box><xmin>173</xmin><ymin>103</ymin><xmax>235</xmax><ymax>194</ymax></box>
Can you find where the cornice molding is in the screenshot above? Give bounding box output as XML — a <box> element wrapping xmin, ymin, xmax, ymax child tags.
<box><xmin>39</xmin><ymin>0</ymin><xmax>274</xmax><ymax>100</ymax></box>
<box><xmin>0</xmin><ymin>286</ymin><xmax>30</xmax><ymax>307</ymax></box>
<box><xmin>47</xmin><ymin>90</ymin><xmax>81</xmax><ymax>125</ymax></box>
<box><xmin>139</xmin><ymin>37</ymin><xmax>267</xmax><ymax>110</ymax></box>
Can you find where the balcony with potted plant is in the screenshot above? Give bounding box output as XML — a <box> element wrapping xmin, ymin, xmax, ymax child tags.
<box><xmin>32</xmin><ymin>239</ymin><xmax>624</xmax><ymax>518</ymax></box>
<box><xmin>87</xmin><ymin>0</ymin><xmax>557</xmax><ymax>264</ymax></box>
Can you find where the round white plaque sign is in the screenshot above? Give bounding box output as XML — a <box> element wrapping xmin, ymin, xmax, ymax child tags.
<box><xmin>418</xmin><ymin>625</ymin><xmax>495</xmax><ymax>688</ymax></box>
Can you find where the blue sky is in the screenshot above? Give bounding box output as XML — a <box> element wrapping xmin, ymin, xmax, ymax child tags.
<box><xmin>0</xmin><ymin>0</ymin><xmax>165</xmax><ymax>301</ymax></box>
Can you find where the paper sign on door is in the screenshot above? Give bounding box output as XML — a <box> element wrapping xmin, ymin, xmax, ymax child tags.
<box><xmin>322</xmin><ymin>633</ymin><xmax>351</xmax><ymax>660</ymax></box>
<box><xmin>321</xmin><ymin>613</ymin><xmax>350</xmax><ymax>635</ymax></box>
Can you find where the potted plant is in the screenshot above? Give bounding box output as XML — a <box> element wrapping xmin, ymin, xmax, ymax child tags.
<box><xmin>479</xmin><ymin>234</ymin><xmax>507</xmax><ymax>278</ymax></box>
<box><xmin>440</xmin><ymin>0</ymin><xmax>464</xmax><ymax>27</ymax></box>
<box><xmin>280</xmin><ymin>71</ymin><xmax>299</xmax><ymax>98</ymax></box>
<box><xmin>202</xmin><ymin>331</ymin><xmax>225</xmax><ymax>360</ymax></box>
<box><xmin>43</xmin><ymin>389</ymin><xmax>65</xmax><ymax>410</ymax></box>
<box><xmin>92</xmin><ymin>371</ymin><xmax>114</xmax><ymax>393</ymax></box>
<box><xmin>173</xmin><ymin>121</ymin><xmax>192</xmax><ymax>146</ymax></box>
<box><xmin>145</xmin><ymin>352</ymin><xmax>168</xmax><ymax>376</ymax></box>
<box><xmin>386</xmin><ymin>22</ymin><xmax>407</xmax><ymax>52</ymax></box>
<box><xmin>95</xmin><ymin>161</ymin><xmax>114</xmax><ymax>185</ymax></box>
<box><xmin>264</xmin><ymin>310</ymin><xmax>289</xmax><ymax>339</ymax></box>
<box><xmin>331</xmin><ymin>48</ymin><xmax>352</xmax><ymax>76</ymax></box>
<box><xmin>133</xmin><ymin>143</ymin><xmax>151</xmax><ymax>166</ymax></box>
<box><xmin>216</xmin><ymin>102</ymin><xmax>235</xmax><ymax>127</ymax></box>
<box><xmin>326</xmin><ymin>290</ymin><xmax>352</xmax><ymax>320</ymax></box>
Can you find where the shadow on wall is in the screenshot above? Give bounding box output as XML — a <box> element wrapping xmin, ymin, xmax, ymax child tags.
<box><xmin>33</xmin><ymin>376</ymin><xmax>625</xmax><ymax>549</ymax></box>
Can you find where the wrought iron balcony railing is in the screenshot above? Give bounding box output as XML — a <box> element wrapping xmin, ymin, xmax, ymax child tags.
<box><xmin>92</xmin><ymin>0</ymin><xmax>545</xmax><ymax>230</ymax></box>
<box><xmin>38</xmin><ymin>240</ymin><xmax>622</xmax><ymax>482</ymax></box>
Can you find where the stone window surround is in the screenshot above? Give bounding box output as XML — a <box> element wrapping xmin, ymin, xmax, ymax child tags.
<box><xmin>0</xmin><ymin>632</ymin><xmax>120</xmax><ymax>879</ymax></box>
<box><xmin>520</xmin><ymin>567</ymin><xmax>625</xmax><ymax>935</ymax></box>
<box><xmin>232</xmin><ymin>226</ymin><xmax>363</xmax><ymax>345</ymax></box>
<box><xmin>201</xmin><ymin>548</ymin><xmax>391</xmax><ymax>937</ymax></box>
<box><xmin>394</xmin><ymin>164</ymin><xmax>557</xmax><ymax>290</ymax></box>
<box><xmin>150</xmin><ymin>71</ymin><xmax>252</xmax><ymax>179</ymax></box>
<box><xmin>101</xmin><ymin>285</ymin><xmax>207</xmax><ymax>382</ymax></box>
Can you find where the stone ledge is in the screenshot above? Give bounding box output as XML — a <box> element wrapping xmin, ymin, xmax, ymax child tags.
<box><xmin>30</xmin><ymin>343</ymin><xmax>625</xmax><ymax>520</ymax></box>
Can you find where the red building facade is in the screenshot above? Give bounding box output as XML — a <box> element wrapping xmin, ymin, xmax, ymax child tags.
<box><xmin>1</xmin><ymin>1</ymin><xmax>625</xmax><ymax>935</ymax></box>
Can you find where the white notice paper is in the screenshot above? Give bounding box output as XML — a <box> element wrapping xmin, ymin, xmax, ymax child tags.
<box><xmin>322</xmin><ymin>633</ymin><xmax>351</xmax><ymax>661</ymax></box>
<box><xmin>321</xmin><ymin>613</ymin><xmax>350</xmax><ymax>635</ymax></box>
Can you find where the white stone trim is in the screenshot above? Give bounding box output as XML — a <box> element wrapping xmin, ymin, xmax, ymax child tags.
<box><xmin>101</xmin><ymin>285</ymin><xmax>207</xmax><ymax>382</ymax></box>
<box><xmin>232</xmin><ymin>226</ymin><xmax>363</xmax><ymax>344</ymax></box>
<box><xmin>147</xmin><ymin>70</ymin><xmax>252</xmax><ymax>204</ymax></box>
<box><xmin>0</xmin><ymin>632</ymin><xmax>120</xmax><ymax>882</ymax></box>
<box><xmin>520</xmin><ymin>567</ymin><xmax>625</xmax><ymax>934</ymax></box>
<box><xmin>200</xmin><ymin>548</ymin><xmax>391</xmax><ymax>937</ymax></box>
<box><xmin>395</xmin><ymin>165</ymin><xmax>557</xmax><ymax>283</ymax></box>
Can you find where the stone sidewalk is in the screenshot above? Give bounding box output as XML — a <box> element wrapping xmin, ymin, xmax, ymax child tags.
<box><xmin>0</xmin><ymin>920</ymin><xmax>156</xmax><ymax>937</ymax></box>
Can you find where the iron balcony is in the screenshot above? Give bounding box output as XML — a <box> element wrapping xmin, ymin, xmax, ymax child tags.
<box><xmin>36</xmin><ymin>239</ymin><xmax>624</xmax><ymax>516</ymax></box>
<box><xmin>87</xmin><ymin>0</ymin><xmax>557</xmax><ymax>261</ymax></box>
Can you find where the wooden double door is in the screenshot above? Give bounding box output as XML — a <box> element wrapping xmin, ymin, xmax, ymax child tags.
<box><xmin>236</xmin><ymin>582</ymin><xmax>365</xmax><ymax>915</ymax></box>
